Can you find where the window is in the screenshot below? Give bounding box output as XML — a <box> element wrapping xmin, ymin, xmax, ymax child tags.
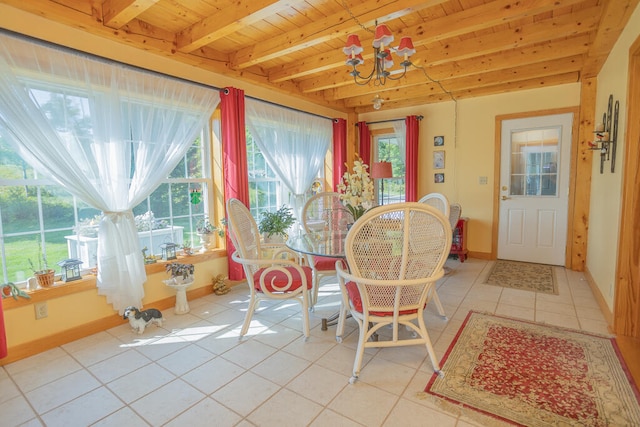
<box><xmin>0</xmin><ymin>126</ymin><xmax>214</xmax><ymax>283</ymax></box>
<box><xmin>246</xmin><ymin>129</ymin><xmax>284</xmax><ymax>219</ymax></box>
<box><xmin>375</xmin><ymin>134</ymin><xmax>405</xmax><ymax>204</ymax></box>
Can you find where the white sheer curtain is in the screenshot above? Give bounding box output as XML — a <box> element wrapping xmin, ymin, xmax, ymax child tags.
<box><xmin>393</xmin><ymin>120</ymin><xmax>407</xmax><ymax>168</ymax></box>
<box><xmin>245</xmin><ymin>98</ymin><xmax>332</xmax><ymax>216</ymax></box>
<box><xmin>0</xmin><ymin>32</ymin><xmax>220</xmax><ymax>313</ymax></box>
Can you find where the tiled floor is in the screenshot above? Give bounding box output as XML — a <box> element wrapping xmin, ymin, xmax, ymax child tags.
<box><xmin>1</xmin><ymin>258</ymin><xmax>610</xmax><ymax>426</ymax></box>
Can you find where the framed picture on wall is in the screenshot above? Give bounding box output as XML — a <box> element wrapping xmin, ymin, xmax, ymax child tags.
<box><xmin>434</xmin><ymin>136</ymin><xmax>444</xmax><ymax>146</ymax></box>
<box><xmin>434</xmin><ymin>173</ymin><xmax>445</xmax><ymax>183</ymax></box>
<box><xmin>433</xmin><ymin>151</ymin><xmax>445</xmax><ymax>169</ymax></box>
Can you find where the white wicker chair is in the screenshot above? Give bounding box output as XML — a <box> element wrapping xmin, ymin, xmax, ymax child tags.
<box><xmin>226</xmin><ymin>198</ymin><xmax>312</xmax><ymax>339</ymax></box>
<box><xmin>417</xmin><ymin>192</ymin><xmax>453</xmax><ymax>318</ymax></box>
<box><xmin>417</xmin><ymin>192</ymin><xmax>450</xmax><ymax>218</ymax></box>
<box><xmin>335</xmin><ymin>203</ymin><xmax>452</xmax><ymax>383</ymax></box>
<box><xmin>301</xmin><ymin>192</ymin><xmax>353</xmax><ymax>307</ymax></box>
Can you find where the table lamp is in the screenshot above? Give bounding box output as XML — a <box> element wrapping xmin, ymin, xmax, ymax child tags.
<box><xmin>371</xmin><ymin>161</ymin><xmax>393</xmax><ymax>204</ymax></box>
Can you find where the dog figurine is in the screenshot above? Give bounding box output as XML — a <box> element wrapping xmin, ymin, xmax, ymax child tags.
<box><xmin>123</xmin><ymin>306</ymin><xmax>164</xmax><ymax>334</ymax></box>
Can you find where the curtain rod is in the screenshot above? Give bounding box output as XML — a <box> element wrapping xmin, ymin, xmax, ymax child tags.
<box><xmin>242</xmin><ymin>92</ymin><xmax>333</xmax><ymax>121</ymax></box>
<box><xmin>357</xmin><ymin>115</ymin><xmax>424</xmax><ymax>126</ymax></box>
<box><xmin>2</xmin><ymin>29</ymin><xmax>220</xmax><ymax>91</ymax></box>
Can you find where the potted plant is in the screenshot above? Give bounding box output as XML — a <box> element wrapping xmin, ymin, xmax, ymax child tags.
<box><xmin>165</xmin><ymin>262</ymin><xmax>195</xmax><ymax>282</ymax></box>
<box><xmin>28</xmin><ymin>245</ymin><xmax>55</xmax><ymax>288</ymax></box>
<box><xmin>181</xmin><ymin>240</ymin><xmax>193</xmax><ymax>256</ymax></box>
<box><xmin>196</xmin><ymin>216</ymin><xmax>224</xmax><ymax>252</ymax></box>
<box><xmin>258</xmin><ymin>205</ymin><xmax>296</xmax><ymax>243</ymax></box>
<box><xmin>1</xmin><ymin>282</ymin><xmax>30</xmax><ymax>300</ymax></box>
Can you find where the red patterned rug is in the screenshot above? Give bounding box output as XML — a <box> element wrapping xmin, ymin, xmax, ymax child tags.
<box><xmin>424</xmin><ymin>311</ymin><xmax>640</xmax><ymax>426</ymax></box>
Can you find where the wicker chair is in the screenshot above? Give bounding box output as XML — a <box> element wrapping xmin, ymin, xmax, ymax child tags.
<box><xmin>226</xmin><ymin>198</ymin><xmax>312</xmax><ymax>339</ymax></box>
<box><xmin>417</xmin><ymin>192</ymin><xmax>453</xmax><ymax>318</ymax></box>
<box><xmin>335</xmin><ymin>203</ymin><xmax>452</xmax><ymax>383</ymax></box>
<box><xmin>301</xmin><ymin>192</ymin><xmax>353</xmax><ymax>307</ymax></box>
<box><xmin>417</xmin><ymin>192</ymin><xmax>450</xmax><ymax>218</ymax></box>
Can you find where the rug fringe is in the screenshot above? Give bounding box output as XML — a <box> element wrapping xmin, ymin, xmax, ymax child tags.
<box><xmin>415</xmin><ymin>392</ymin><xmax>515</xmax><ymax>427</ymax></box>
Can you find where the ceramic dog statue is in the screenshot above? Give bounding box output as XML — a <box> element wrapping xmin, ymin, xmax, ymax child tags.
<box><xmin>123</xmin><ymin>306</ymin><xmax>164</xmax><ymax>334</ymax></box>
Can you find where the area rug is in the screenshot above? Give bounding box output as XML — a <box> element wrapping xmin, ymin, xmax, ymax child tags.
<box><xmin>483</xmin><ymin>260</ymin><xmax>557</xmax><ymax>294</ymax></box>
<box><xmin>424</xmin><ymin>311</ymin><xmax>640</xmax><ymax>426</ymax></box>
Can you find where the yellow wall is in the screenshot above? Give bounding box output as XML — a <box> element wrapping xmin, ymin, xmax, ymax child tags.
<box><xmin>587</xmin><ymin>3</ymin><xmax>640</xmax><ymax>310</ymax></box>
<box><xmin>359</xmin><ymin>83</ymin><xmax>581</xmax><ymax>255</ymax></box>
<box><xmin>3</xmin><ymin>256</ymin><xmax>228</xmax><ymax>352</ymax></box>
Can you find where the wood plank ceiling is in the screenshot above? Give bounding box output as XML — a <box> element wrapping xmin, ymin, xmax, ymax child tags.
<box><xmin>2</xmin><ymin>0</ymin><xmax>637</xmax><ymax>113</ymax></box>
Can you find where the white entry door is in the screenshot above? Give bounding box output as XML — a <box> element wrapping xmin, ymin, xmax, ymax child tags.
<box><xmin>498</xmin><ymin>113</ymin><xmax>573</xmax><ymax>265</ymax></box>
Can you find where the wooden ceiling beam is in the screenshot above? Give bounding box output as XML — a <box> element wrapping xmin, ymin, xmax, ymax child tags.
<box><xmin>269</xmin><ymin>2</ymin><xmax>599</xmax><ymax>86</ymax></box>
<box><xmin>344</xmin><ymin>57</ymin><xmax>584</xmax><ymax>107</ymax></box>
<box><xmin>176</xmin><ymin>0</ymin><xmax>295</xmax><ymax>52</ymax></box>
<box><xmin>581</xmin><ymin>0</ymin><xmax>640</xmax><ymax>77</ymax></box>
<box><xmin>102</xmin><ymin>0</ymin><xmax>158</xmax><ymax>29</ymax></box>
<box><xmin>230</xmin><ymin>0</ymin><xmax>446</xmax><ymax>70</ymax></box>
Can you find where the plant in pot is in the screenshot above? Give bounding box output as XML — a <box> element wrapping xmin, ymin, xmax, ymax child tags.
<box><xmin>181</xmin><ymin>240</ymin><xmax>193</xmax><ymax>256</ymax></box>
<box><xmin>258</xmin><ymin>205</ymin><xmax>296</xmax><ymax>243</ymax></box>
<box><xmin>165</xmin><ymin>262</ymin><xmax>195</xmax><ymax>283</ymax></box>
<box><xmin>28</xmin><ymin>250</ymin><xmax>55</xmax><ymax>288</ymax></box>
<box><xmin>196</xmin><ymin>216</ymin><xmax>224</xmax><ymax>253</ymax></box>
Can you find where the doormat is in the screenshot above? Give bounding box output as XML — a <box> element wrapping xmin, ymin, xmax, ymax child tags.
<box><xmin>424</xmin><ymin>311</ymin><xmax>640</xmax><ymax>426</ymax></box>
<box><xmin>483</xmin><ymin>260</ymin><xmax>557</xmax><ymax>294</ymax></box>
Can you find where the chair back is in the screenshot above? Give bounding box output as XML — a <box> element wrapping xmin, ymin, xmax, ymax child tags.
<box><xmin>226</xmin><ymin>198</ymin><xmax>262</xmax><ymax>276</ymax></box>
<box><xmin>344</xmin><ymin>203</ymin><xmax>452</xmax><ymax>313</ymax></box>
<box><xmin>418</xmin><ymin>192</ymin><xmax>450</xmax><ymax>218</ymax></box>
<box><xmin>449</xmin><ymin>203</ymin><xmax>462</xmax><ymax>231</ymax></box>
<box><xmin>302</xmin><ymin>192</ymin><xmax>354</xmax><ymax>233</ymax></box>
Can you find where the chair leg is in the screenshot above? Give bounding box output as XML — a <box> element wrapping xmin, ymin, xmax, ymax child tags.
<box><xmin>430</xmin><ymin>289</ymin><xmax>447</xmax><ymax>319</ymax></box>
<box><xmin>311</xmin><ymin>270</ymin><xmax>320</xmax><ymax>309</ymax></box>
<box><xmin>240</xmin><ymin>294</ymin><xmax>259</xmax><ymax>337</ymax></box>
<box><xmin>350</xmin><ymin>319</ymin><xmax>367</xmax><ymax>384</ymax></box>
<box><xmin>417</xmin><ymin>315</ymin><xmax>441</xmax><ymax>374</ymax></box>
<box><xmin>301</xmin><ymin>292</ymin><xmax>310</xmax><ymax>339</ymax></box>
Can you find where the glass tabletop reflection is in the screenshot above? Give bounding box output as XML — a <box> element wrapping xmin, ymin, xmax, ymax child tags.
<box><xmin>286</xmin><ymin>231</ymin><xmax>348</xmax><ymax>259</ymax></box>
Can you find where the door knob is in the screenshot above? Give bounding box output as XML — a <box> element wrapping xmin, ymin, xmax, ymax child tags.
<box><xmin>501</xmin><ymin>195</ymin><xmax>510</xmax><ymax>200</ymax></box>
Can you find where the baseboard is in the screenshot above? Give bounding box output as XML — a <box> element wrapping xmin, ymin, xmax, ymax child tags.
<box><xmin>583</xmin><ymin>266</ymin><xmax>614</xmax><ymax>331</ymax></box>
<box><xmin>0</xmin><ymin>284</ymin><xmax>217</xmax><ymax>366</ymax></box>
<box><xmin>467</xmin><ymin>251</ymin><xmax>492</xmax><ymax>260</ymax></box>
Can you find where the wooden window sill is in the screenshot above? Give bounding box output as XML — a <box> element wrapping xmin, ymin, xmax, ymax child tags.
<box><xmin>1</xmin><ymin>249</ymin><xmax>226</xmax><ymax>310</ymax></box>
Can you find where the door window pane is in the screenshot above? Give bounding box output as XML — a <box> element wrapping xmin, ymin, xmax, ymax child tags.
<box><xmin>510</xmin><ymin>128</ymin><xmax>559</xmax><ymax>197</ymax></box>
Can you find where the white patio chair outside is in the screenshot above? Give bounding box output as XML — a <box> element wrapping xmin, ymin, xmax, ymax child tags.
<box><xmin>226</xmin><ymin>198</ymin><xmax>312</xmax><ymax>339</ymax></box>
<box><xmin>335</xmin><ymin>203</ymin><xmax>452</xmax><ymax>383</ymax></box>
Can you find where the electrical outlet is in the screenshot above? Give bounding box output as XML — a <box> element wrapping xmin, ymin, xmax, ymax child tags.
<box><xmin>34</xmin><ymin>302</ymin><xmax>48</xmax><ymax>319</ymax></box>
<box><xmin>479</xmin><ymin>176</ymin><xmax>488</xmax><ymax>185</ymax></box>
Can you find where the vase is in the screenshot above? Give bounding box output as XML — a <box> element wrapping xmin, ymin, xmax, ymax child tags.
<box><xmin>163</xmin><ymin>276</ymin><xmax>195</xmax><ymax>314</ymax></box>
<box><xmin>198</xmin><ymin>233</ymin><xmax>212</xmax><ymax>253</ymax></box>
<box><xmin>34</xmin><ymin>269</ymin><xmax>55</xmax><ymax>288</ymax></box>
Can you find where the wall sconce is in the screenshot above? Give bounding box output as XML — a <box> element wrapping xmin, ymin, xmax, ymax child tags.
<box><xmin>57</xmin><ymin>258</ymin><xmax>83</xmax><ymax>282</ymax></box>
<box><xmin>161</xmin><ymin>242</ymin><xmax>178</xmax><ymax>261</ymax></box>
<box><xmin>372</xmin><ymin>94</ymin><xmax>384</xmax><ymax>110</ymax></box>
<box><xmin>588</xmin><ymin>94</ymin><xmax>619</xmax><ymax>173</ymax></box>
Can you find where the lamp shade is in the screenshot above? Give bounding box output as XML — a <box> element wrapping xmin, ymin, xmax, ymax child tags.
<box><xmin>371</xmin><ymin>161</ymin><xmax>393</xmax><ymax>179</ymax></box>
<box><xmin>343</xmin><ymin>34</ymin><xmax>363</xmax><ymax>55</ymax></box>
<box><xmin>382</xmin><ymin>49</ymin><xmax>393</xmax><ymax>69</ymax></box>
<box><xmin>372</xmin><ymin>24</ymin><xmax>394</xmax><ymax>48</ymax></box>
<box><xmin>346</xmin><ymin>53</ymin><xmax>364</xmax><ymax>66</ymax></box>
<box><xmin>396</xmin><ymin>37</ymin><xmax>416</xmax><ymax>57</ymax></box>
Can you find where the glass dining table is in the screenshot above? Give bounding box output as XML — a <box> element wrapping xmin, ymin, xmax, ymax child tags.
<box><xmin>286</xmin><ymin>230</ymin><xmax>348</xmax><ymax>331</ymax></box>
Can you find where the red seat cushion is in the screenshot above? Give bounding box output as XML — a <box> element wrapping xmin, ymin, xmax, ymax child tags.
<box><xmin>313</xmin><ymin>256</ymin><xmax>345</xmax><ymax>271</ymax></box>
<box><xmin>254</xmin><ymin>266</ymin><xmax>313</xmax><ymax>293</ymax></box>
<box><xmin>345</xmin><ymin>281</ymin><xmax>419</xmax><ymax>316</ymax></box>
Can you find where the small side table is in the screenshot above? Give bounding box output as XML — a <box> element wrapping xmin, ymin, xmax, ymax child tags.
<box><xmin>450</xmin><ymin>217</ymin><xmax>468</xmax><ymax>262</ymax></box>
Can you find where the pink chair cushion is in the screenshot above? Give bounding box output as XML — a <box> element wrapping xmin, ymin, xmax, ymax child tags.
<box><xmin>345</xmin><ymin>281</ymin><xmax>418</xmax><ymax>317</ymax></box>
<box><xmin>254</xmin><ymin>266</ymin><xmax>313</xmax><ymax>293</ymax></box>
<box><xmin>313</xmin><ymin>256</ymin><xmax>345</xmax><ymax>271</ymax></box>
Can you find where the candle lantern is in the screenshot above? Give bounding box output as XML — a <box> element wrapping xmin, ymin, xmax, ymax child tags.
<box><xmin>161</xmin><ymin>242</ymin><xmax>178</xmax><ymax>261</ymax></box>
<box><xmin>57</xmin><ymin>258</ymin><xmax>83</xmax><ymax>282</ymax></box>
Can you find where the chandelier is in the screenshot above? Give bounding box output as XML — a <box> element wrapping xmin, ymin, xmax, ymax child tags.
<box><xmin>343</xmin><ymin>23</ymin><xmax>416</xmax><ymax>86</ymax></box>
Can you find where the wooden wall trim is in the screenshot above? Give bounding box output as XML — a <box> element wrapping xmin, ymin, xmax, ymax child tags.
<box><xmin>584</xmin><ymin>266</ymin><xmax>614</xmax><ymax>330</ymax></box>
<box><xmin>614</xmin><ymin>34</ymin><xmax>640</xmax><ymax>338</ymax></box>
